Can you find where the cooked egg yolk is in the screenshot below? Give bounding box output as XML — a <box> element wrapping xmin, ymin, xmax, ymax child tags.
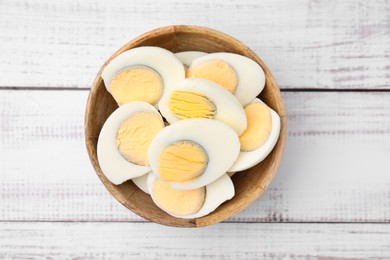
<box><xmin>169</xmin><ymin>91</ymin><xmax>216</xmax><ymax>119</ymax></box>
<box><xmin>152</xmin><ymin>179</ymin><xmax>205</xmax><ymax>216</ymax></box>
<box><xmin>239</xmin><ymin>102</ymin><xmax>272</xmax><ymax>151</ymax></box>
<box><xmin>109</xmin><ymin>66</ymin><xmax>163</xmax><ymax>105</ymax></box>
<box><xmin>116</xmin><ymin>111</ymin><xmax>164</xmax><ymax>165</ymax></box>
<box><xmin>187</xmin><ymin>60</ymin><xmax>238</xmax><ymax>93</ymax></box>
<box><xmin>158</xmin><ymin>140</ymin><xmax>208</xmax><ymax>182</ymax></box>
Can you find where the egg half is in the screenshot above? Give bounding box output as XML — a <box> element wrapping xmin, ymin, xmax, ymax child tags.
<box><xmin>101</xmin><ymin>46</ymin><xmax>185</xmax><ymax>107</ymax></box>
<box><xmin>147</xmin><ymin>173</ymin><xmax>234</xmax><ymax>219</ymax></box>
<box><xmin>229</xmin><ymin>98</ymin><xmax>280</xmax><ymax>172</ymax></box>
<box><xmin>148</xmin><ymin>118</ymin><xmax>240</xmax><ymax>190</ymax></box>
<box><xmin>188</xmin><ymin>52</ymin><xmax>265</xmax><ymax>106</ymax></box>
<box><xmin>158</xmin><ymin>78</ymin><xmax>247</xmax><ymax>135</ymax></box>
<box><xmin>97</xmin><ymin>101</ymin><xmax>164</xmax><ymax>184</ymax></box>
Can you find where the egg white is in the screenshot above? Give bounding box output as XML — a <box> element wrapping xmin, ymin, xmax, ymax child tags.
<box><xmin>147</xmin><ymin>173</ymin><xmax>234</xmax><ymax>219</ymax></box>
<box><xmin>101</xmin><ymin>46</ymin><xmax>185</xmax><ymax>106</ymax></box>
<box><xmin>132</xmin><ymin>172</ymin><xmax>150</xmax><ymax>194</ymax></box>
<box><xmin>190</xmin><ymin>52</ymin><xmax>265</xmax><ymax>106</ymax></box>
<box><xmin>229</xmin><ymin>99</ymin><xmax>281</xmax><ymax>172</ymax></box>
<box><xmin>97</xmin><ymin>101</ymin><xmax>163</xmax><ymax>185</ymax></box>
<box><xmin>158</xmin><ymin>78</ymin><xmax>247</xmax><ymax>135</ymax></box>
<box><xmin>175</xmin><ymin>51</ymin><xmax>207</xmax><ymax>67</ymax></box>
<box><xmin>148</xmin><ymin>118</ymin><xmax>240</xmax><ymax>190</ymax></box>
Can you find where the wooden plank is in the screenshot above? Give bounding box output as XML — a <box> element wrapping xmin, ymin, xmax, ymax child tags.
<box><xmin>1</xmin><ymin>90</ymin><xmax>389</xmax><ymax>222</ymax></box>
<box><xmin>0</xmin><ymin>222</ymin><xmax>389</xmax><ymax>259</ymax></box>
<box><xmin>0</xmin><ymin>0</ymin><xmax>389</xmax><ymax>89</ymax></box>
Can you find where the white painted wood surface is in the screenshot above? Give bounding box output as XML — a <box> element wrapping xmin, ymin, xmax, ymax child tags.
<box><xmin>1</xmin><ymin>90</ymin><xmax>389</xmax><ymax>222</ymax></box>
<box><xmin>0</xmin><ymin>0</ymin><xmax>389</xmax><ymax>89</ymax></box>
<box><xmin>1</xmin><ymin>222</ymin><xmax>390</xmax><ymax>259</ymax></box>
<box><xmin>1</xmin><ymin>0</ymin><xmax>390</xmax><ymax>258</ymax></box>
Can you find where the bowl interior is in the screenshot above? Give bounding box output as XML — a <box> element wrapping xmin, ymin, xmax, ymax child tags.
<box><xmin>85</xmin><ymin>25</ymin><xmax>286</xmax><ymax>227</ymax></box>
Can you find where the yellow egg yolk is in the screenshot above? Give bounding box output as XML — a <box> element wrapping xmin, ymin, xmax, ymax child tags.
<box><xmin>239</xmin><ymin>102</ymin><xmax>272</xmax><ymax>151</ymax></box>
<box><xmin>109</xmin><ymin>66</ymin><xmax>163</xmax><ymax>106</ymax></box>
<box><xmin>152</xmin><ymin>179</ymin><xmax>205</xmax><ymax>216</ymax></box>
<box><xmin>116</xmin><ymin>111</ymin><xmax>164</xmax><ymax>165</ymax></box>
<box><xmin>158</xmin><ymin>140</ymin><xmax>208</xmax><ymax>182</ymax></box>
<box><xmin>187</xmin><ymin>60</ymin><xmax>238</xmax><ymax>93</ymax></box>
<box><xmin>169</xmin><ymin>90</ymin><xmax>216</xmax><ymax>119</ymax></box>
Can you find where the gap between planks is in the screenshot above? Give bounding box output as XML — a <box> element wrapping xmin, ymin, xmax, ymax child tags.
<box><xmin>0</xmin><ymin>220</ymin><xmax>389</xmax><ymax>224</ymax></box>
<box><xmin>1</xmin><ymin>86</ymin><xmax>390</xmax><ymax>92</ymax></box>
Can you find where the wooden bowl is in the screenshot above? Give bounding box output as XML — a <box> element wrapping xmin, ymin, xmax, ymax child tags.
<box><xmin>85</xmin><ymin>25</ymin><xmax>287</xmax><ymax>227</ymax></box>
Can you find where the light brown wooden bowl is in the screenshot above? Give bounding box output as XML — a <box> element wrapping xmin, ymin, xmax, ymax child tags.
<box><xmin>85</xmin><ymin>25</ymin><xmax>287</xmax><ymax>227</ymax></box>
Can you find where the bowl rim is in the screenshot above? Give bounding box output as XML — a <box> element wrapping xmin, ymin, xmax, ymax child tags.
<box><xmin>84</xmin><ymin>25</ymin><xmax>287</xmax><ymax>227</ymax></box>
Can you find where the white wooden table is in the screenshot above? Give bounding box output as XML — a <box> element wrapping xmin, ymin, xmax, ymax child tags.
<box><xmin>1</xmin><ymin>0</ymin><xmax>390</xmax><ymax>258</ymax></box>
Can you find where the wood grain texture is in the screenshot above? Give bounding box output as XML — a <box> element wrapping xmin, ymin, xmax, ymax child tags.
<box><xmin>84</xmin><ymin>25</ymin><xmax>287</xmax><ymax>227</ymax></box>
<box><xmin>1</xmin><ymin>90</ymin><xmax>389</xmax><ymax>222</ymax></box>
<box><xmin>0</xmin><ymin>0</ymin><xmax>389</xmax><ymax>89</ymax></box>
<box><xmin>1</xmin><ymin>222</ymin><xmax>389</xmax><ymax>259</ymax></box>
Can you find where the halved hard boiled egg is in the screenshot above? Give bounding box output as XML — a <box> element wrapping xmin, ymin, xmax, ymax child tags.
<box><xmin>187</xmin><ymin>52</ymin><xmax>265</xmax><ymax>106</ymax></box>
<box><xmin>229</xmin><ymin>98</ymin><xmax>280</xmax><ymax>172</ymax></box>
<box><xmin>147</xmin><ymin>173</ymin><xmax>234</xmax><ymax>219</ymax></box>
<box><xmin>158</xmin><ymin>78</ymin><xmax>247</xmax><ymax>135</ymax></box>
<box><xmin>101</xmin><ymin>46</ymin><xmax>185</xmax><ymax>106</ymax></box>
<box><xmin>148</xmin><ymin>118</ymin><xmax>240</xmax><ymax>190</ymax></box>
<box><xmin>97</xmin><ymin>101</ymin><xmax>164</xmax><ymax>184</ymax></box>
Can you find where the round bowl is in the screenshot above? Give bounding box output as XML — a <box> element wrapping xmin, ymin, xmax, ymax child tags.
<box><xmin>85</xmin><ymin>25</ymin><xmax>287</xmax><ymax>227</ymax></box>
